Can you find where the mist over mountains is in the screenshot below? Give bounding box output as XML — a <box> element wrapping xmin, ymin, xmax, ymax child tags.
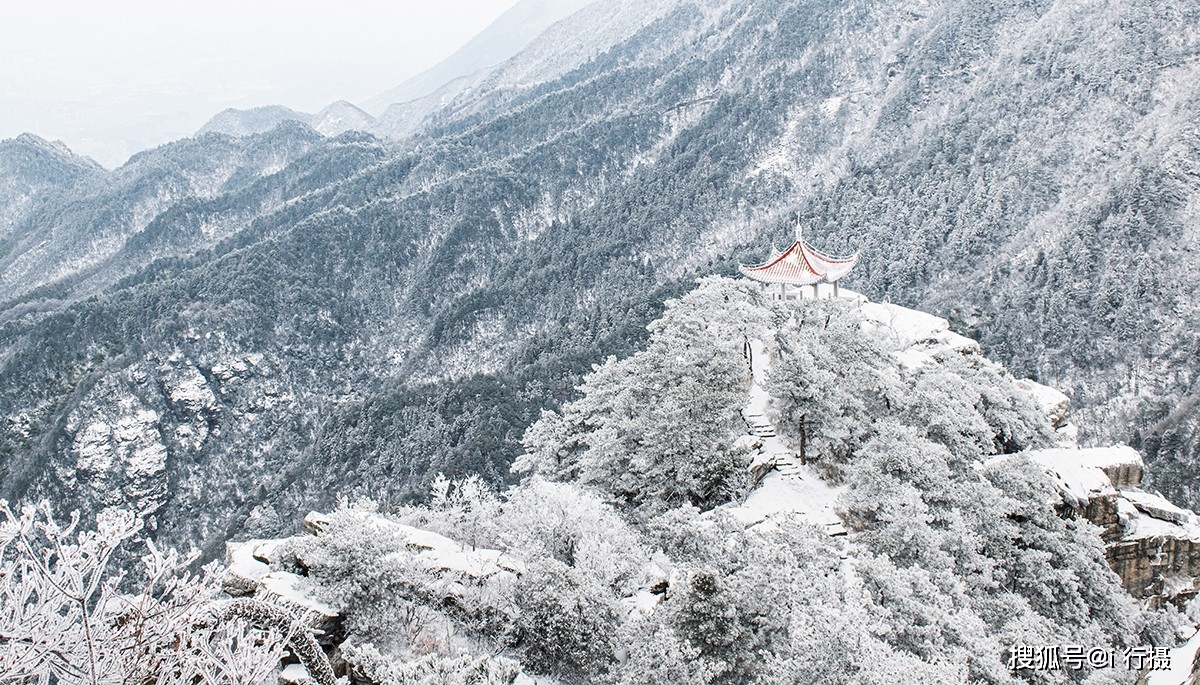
<box><xmin>361</xmin><ymin>0</ymin><xmax>596</xmax><ymax>113</ymax></box>
<box><xmin>1</xmin><ymin>0</ymin><xmax>1198</xmax><ymax>569</ymax></box>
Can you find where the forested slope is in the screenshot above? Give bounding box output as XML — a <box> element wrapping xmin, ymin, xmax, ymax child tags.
<box><xmin>1</xmin><ymin>0</ymin><xmax>1198</xmax><ymax>554</ymax></box>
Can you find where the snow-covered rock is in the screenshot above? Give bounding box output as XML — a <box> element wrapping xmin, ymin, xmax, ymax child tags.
<box><xmin>1025</xmin><ymin>446</ymin><xmax>1145</xmax><ymax>508</ymax></box>
<box><xmin>222</xmin><ymin>538</ymin><xmax>342</xmax><ymax>645</ymax></box>
<box><xmin>279</xmin><ymin>663</ymin><xmax>312</xmax><ymax>685</ymax></box>
<box><xmin>224</xmin><ymin>539</ymin><xmax>276</xmax><ymax>587</ymax></box>
<box><xmin>258</xmin><ymin>571</ymin><xmax>340</xmax><ymax>620</ymax></box>
<box><xmin>304</xmin><ymin>510</ymin><xmax>526</xmax><ymax>580</ymax></box>
<box><xmin>161</xmin><ymin>365</ymin><xmax>217</xmax><ymax>416</ymax></box>
<box><xmin>1015</xmin><ymin>379</ymin><xmax>1071</xmax><ymax>429</ymax></box>
<box><xmin>858</xmin><ymin>300</ymin><xmax>980</xmax><ymax>373</ymax></box>
<box><xmin>60</xmin><ymin>382</ymin><xmax>170</xmax><ymax>518</ymax></box>
<box><xmin>1014</xmin><ymin>443</ymin><xmax>1200</xmax><ymax>604</ymax></box>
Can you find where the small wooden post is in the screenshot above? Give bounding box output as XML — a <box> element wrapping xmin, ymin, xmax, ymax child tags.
<box><xmin>798</xmin><ymin>414</ymin><xmax>807</xmax><ymax>465</ymax></box>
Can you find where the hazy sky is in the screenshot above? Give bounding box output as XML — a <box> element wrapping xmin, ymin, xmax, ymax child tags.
<box><xmin>0</xmin><ymin>0</ymin><xmax>520</xmax><ymax>167</ymax></box>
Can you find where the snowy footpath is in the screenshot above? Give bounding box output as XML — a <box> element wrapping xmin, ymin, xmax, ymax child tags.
<box><xmin>726</xmin><ymin>339</ymin><xmax>846</xmax><ymax>535</ymax></box>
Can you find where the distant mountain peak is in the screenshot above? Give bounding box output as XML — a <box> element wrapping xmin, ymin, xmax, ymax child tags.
<box><xmin>4</xmin><ymin>133</ymin><xmax>103</xmax><ymax>171</ymax></box>
<box><xmin>196</xmin><ymin>106</ymin><xmax>312</xmax><ymax>138</ymax></box>
<box><xmin>196</xmin><ymin>101</ymin><xmax>376</xmax><ymax>140</ymax></box>
<box><xmin>312</xmin><ymin>101</ymin><xmax>375</xmax><ymax>137</ymax></box>
<box><xmin>369</xmin><ymin>0</ymin><xmax>681</xmax><ymax>138</ymax></box>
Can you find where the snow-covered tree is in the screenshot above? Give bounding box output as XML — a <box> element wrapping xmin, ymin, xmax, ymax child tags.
<box><xmin>343</xmin><ymin>641</ymin><xmax>523</xmax><ymax>685</ymax></box>
<box><xmin>513</xmin><ymin>558</ymin><xmax>619</xmax><ymax>681</ymax></box>
<box><xmin>0</xmin><ymin>500</ymin><xmax>296</xmax><ymax>685</ymax></box>
<box><xmin>768</xmin><ymin>299</ymin><xmax>898</xmax><ymax>473</ymax></box>
<box><xmin>515</xmin><ymin>277</ymin><xmax>774</xmax><ymax>511</ymax></box>
<box><xmin>496</xmin><ymin>478</ymin><xmax>649</xmax><ymax>594</ymax></box>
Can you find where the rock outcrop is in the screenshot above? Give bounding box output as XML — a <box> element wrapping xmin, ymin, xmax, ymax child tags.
<box><xmin>1021</xmin><ymin>444</ymin><xmax>1200</xmax><ymax>607</ymax></box>
<box><xmin>223</xmin><ymin>510</ymin><xmax>529</xmax><ymax>683</ymax></box>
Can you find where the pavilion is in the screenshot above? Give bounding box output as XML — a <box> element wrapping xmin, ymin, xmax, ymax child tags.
<box><xmin>738</xmin><ymin>222</ymin><xmax>858</xmax><ymax>301</ymax></box>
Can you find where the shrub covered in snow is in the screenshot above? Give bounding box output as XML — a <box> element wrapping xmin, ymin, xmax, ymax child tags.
<box><xmin>0</xmin><ymin>500</ymin><xmax>295</xmax><ymax>685</ymax></box>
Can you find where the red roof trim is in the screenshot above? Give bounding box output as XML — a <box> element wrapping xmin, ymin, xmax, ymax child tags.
<box><xmin>739</xmin><ymin>239</ymin><xmax>858</xmax><ymax>286</ymax></box>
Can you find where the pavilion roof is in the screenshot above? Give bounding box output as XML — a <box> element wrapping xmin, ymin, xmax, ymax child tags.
<box><xmin>739</xmin><ymin>229</ymin><xmax>858</xmax><ymax>286</ymax></box>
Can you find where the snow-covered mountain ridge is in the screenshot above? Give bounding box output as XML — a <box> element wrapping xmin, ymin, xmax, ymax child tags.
<box><xmin>196</xmin><ymin>101</ymin><xmax>375</xmax><ymax>139</ymax></box>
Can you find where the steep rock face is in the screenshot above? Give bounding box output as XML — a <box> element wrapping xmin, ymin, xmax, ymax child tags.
<box><xmin>59</xmin><ymin>377</ymin><xmax>169</xmax><ymax>520</ymax></box>
<box><xmin>1022</xmin><ymin>444</ymin><xmax>1200</xmax><ymax>607</ymax></box>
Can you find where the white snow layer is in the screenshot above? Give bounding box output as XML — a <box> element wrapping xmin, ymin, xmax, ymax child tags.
<box><xmin>725</xmin><ymin>339</ymin><xmax>846</xmax><ymax>535</ymax></box>
<box><xmin>279</xmin><ymin>663</ymin><xmax>312</xmax><ymax>685</ymax></box>
<box><xmin>1014</xmin><ymin>379</ymin><xmax>1071</xmax><ymax>428</ymax></box>
<box><xmin>1025</xmin><ymin>446</ymin><xmax>1144</xmax><ymax>508</ymax></box>
<box><xmin>384</xmin><ymin>520</ymin><xmax>528</xmax><ymax>578</ymax></box>
<box><xmin>1147</xmin><ymin>626</ymin><xmax>1200</xmax><ymax>685</ymax></box>
<box><xmin>225</xmin><ymin>538</ymin><xmax>339</xmax><ymax>618</ymax></box>
<box><xmin>731</xmin><ymin>471</ymin><xmax>846</xmax><ymax>534</ymax></box>
<box><xmin>259</xmin><ymin>572</ymin><xmax>339</xmax><ymax>619</ymax></box>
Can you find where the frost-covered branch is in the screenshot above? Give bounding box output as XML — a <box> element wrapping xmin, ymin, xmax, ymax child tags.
<box><xmin>0</xmin><ymin>500</ymin><xmax>297</xmax><ymax>685</ymax></box>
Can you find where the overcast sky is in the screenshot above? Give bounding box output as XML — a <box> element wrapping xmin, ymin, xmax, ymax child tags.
<box><xmin>0</xmin><ymin>0</ymin><xmax>520</xmax><ymax>166</ymax></box>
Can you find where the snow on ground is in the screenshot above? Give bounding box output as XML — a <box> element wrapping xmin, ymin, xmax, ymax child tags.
<box><xmin>731</xmin><ymin>471</ymin><xmax>846</xmax><ymax>534</ymax></box>
<box><xmin>859</xmin><ymin>301</ymin><xmax>977</xmax><ymax>353</ymax></box>
<box><xmin>1027</xmin><ymin>448</ymin><xmax>1137</xmax><ymax>496</ymax></box>
<box><xmin>725</xmin><ymin>339</ymin><xmax>847</xmax><ymax>535</ymax></box>
<box><xmin>1122</xmin><ymin>489</ymin><xmax>1193</xmax><ymax>525</ymax></box>
<box><xmin>622</xmin><ymin>589</ymin><xmax>663</xmax><ymax>616</ymax></box>
<box><xmin>1147</xmin><ymin>626</ymin><xmax>1200</xmax><ymax>685</ymax></box>
<box><xmin>1023</xmin><ymin>446</ymin><xmax>1144</xmax><ymax>508</ymax></box>
<box><xmin>729</xmin><ymin>294</ymin><xmax>1108</xmax><ymax>537</ymax></box>
<box><xmin>727</xmin><ymin>296</ymin><xmax>1004</xmax><ymax>535</ymax></box>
